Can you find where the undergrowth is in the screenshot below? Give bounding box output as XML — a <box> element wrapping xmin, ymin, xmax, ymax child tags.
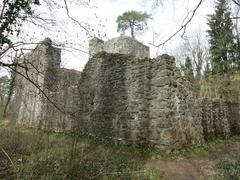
<box><xmin>168</xmin><ymin>139</ymin><xmax>231</xmax><ymax>160</ymax></box>
<box><xmin>0</xmin><ymin>121</ymin><xmax>162</xmax><ymax>180</ymax></box>
<box><xmin>215</xmin><ymin>155</ymin><xmax>240</xmax><ymax>180</ymax></box>
<box><xmin>1</xmin><ymin>119</ymin><xmax>239</xmax><ymax>179</ymax></box>
<box><xmin>199</xmin><ymin>72</ymin><xmax>240</xmax><ymax>100</ymax></box>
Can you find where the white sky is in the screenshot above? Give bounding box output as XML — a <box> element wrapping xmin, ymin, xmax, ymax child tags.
<box><xmin>59</xmin><ymin>0</ymin><xmax>215</xmax><ymax>71</ymax></box>
<box><xmin>1</xmin><ymin>0</ymin><xmax>216</xmax><ymax>75</ymax></box>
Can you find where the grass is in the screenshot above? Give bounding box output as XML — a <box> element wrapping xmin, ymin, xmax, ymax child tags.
<box><xmin>1</xmin><ymin>117</ymin><xmax>239</xmax><ymax>179</ymax></box>
<box><xmin>168</xmin><ymin>139</ymin><xmax>231</xmax><ymax>160</ymax></box>
<box><xmin>199</xmin><ymin>72</ymin><xmax>240</xmax><ymax>101</ymax></box>
<box><xmin>73</xmin><ymin>134</ymin><xmax>161</xmax><ymax>158</ymax></box>
<box><xmin>0</xmin><ymin>120</ymin><xmax>162</xmax><ymax>180</ymax></box>
<box><xmin>215</xmin><ymin>158</ymin><xmax>240</xmax><ymax>180</ymax></box>
<box><xmin>21</xmin><ymin>147</ymin><xmax>142</xmax><ymax>179</ymax></box>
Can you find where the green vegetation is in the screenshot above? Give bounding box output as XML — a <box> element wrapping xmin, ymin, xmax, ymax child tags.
<box><xmin>207</xmin><ymin>0</ymin><xmax>239</xmax><ymax>75</ymax></box>
<box><xmin>215</xmin><ymin>153</ymin><xmax>240</xmax><ymax>179</ymax></box>
<box><xmin>0</xmin><ymin>118</ymin><xmax>240</xmax><ymax>179</ymax></box>
<box><xmin>116</xmin><ymin>11</ymin><xmax>151</xmax><ymax>38</ymax></box>
<box><xmin>182</xmin><ymin>56</ymin><xmax>194</xmax><ymax>82</ymax></box>
<box><xmin>76</xmin><ymin>136</ymin><xmax>161</xmax><ymax>159</ymax></box>
<box><xmin>181</xmin><ymin>0</ymin><xmax>240</xmax><ymax>91</ymax></box>
<box><xmin>0</xmin><ymin>121</ymin><xmax>161</xmax><ymax>179</ymax></box>
<box><xmin>199</xmin><ymin>72</ymin><xmax>240</xmax><ymax>100</ymax></box>
<box><xmin>169</xmin><ymin>139</ymin><xmax>231</xmax><ymax>160</ymax></box>
<box><xmin>0</xmin><ymin>0</ymin><xmax>40</xmax><ymax>48</ymax></box>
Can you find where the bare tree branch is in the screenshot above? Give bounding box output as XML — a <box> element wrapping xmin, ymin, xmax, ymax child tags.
<box><xmin>232</xmin><ymin>0</ymin><xmax>240</xmax><ymax>7</ymax></box>
<box><xmin>63</xmin><ymin>0</ymin><xmax>92</xmax><ymax>37</ymax></box>
<box><xmin>0</xmin><ymin>61</ymin><xmax>27</xmax><ymax>70</ymax></box>
<box><xmin>0</xmin><ymin>42</ymin><xmax>40</xmax><ymax>58</ymax></box>
<box><xmin>6</xmin><ymin>64</ymin><xmax>67</xmax><ymax>115</ymax></box>
<box><xmin>151</xmin><ymin>0</ymin><xmax>203</xmax><ymax>47</ymax></box>
<box><xmin>0</xmin><ymin>0</ymin><xmax>7</xmax><ymax>20</ymax></box>
<box><xmin>231</xmin><ymin>16</ymin><xmax>240</xmax><ymax>19</ymax></box>
<box><xmin>0</xmin><ymin>147</ymin><xmax>18</xmax><ymax>178</ymax></box>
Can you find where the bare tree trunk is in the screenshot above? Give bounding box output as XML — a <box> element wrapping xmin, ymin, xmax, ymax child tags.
<box><xmin>3</xmin><ymin>69</ymin><xmax>16</xmax><ymax>118</ymax></box>
<box><xmin>130</xmin><ymin>25</ymin><xmax>135</xmax><ymax>39</ymax></box>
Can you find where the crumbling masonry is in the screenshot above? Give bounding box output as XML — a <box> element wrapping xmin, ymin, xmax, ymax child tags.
<box><xmin>14</xmin><ymin>36</ymin><xmax>240</xmax><ymax>151</ymax></box>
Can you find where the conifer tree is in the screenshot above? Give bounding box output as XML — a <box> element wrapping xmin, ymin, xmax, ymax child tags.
<box><xmin>116</xmin><ymin>11</ymin><xmax>151</xmax><ymax>39</ymax></box>
<box><xmin>235</xmin><ymin>37</ymin><xmax>240</xmax><ymax>70</ymax></box>
<box><xmin>207</xmin><ymin>0</ymin><xmax>236</xmax><ymax>75</ymax></box>
<box><xmin>182</xmin><ymin>56</ymin><xmax>194</xmax><ymax>81</ymax></box>
<box><xmin>204</xmin><ymin>61</ymin><xmax>212</xmax><ymax>78</ymax></box>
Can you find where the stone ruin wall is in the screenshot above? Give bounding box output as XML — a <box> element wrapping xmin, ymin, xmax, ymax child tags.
<box><xmin>14</xmin><ymin>39</ymin><xmax>80</xmax><ymax>131</ymax></box>
<box><xmin>200</xmin><ymin>99</ymin><xmax>231</xmax><ymax>141</ymax></box>
<box><xmin>13</xmin><ymin>37</ymin><xmax>240</xmax><ymax>151</ymax></box>
<box><xmin>89</xmin><ymin>36</ymin><xmax>150</xmax><ymax>58</ymax></box>
<box><xmin>227</xmin><ymin>101</ymin><xmax>240</xmax><ymax>134</ymax></box>
<box><xmin>77</xmin><ymin>52</ymin><xmax>204</xmax><ymax>150</ymax></box>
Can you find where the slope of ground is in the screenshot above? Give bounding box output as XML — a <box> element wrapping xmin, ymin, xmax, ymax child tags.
<box><xmin>146</xmin><ymin>139</ymin><xmax>240</xmax><ymax>179</ymax></box>
<box><xmin>0</xmin><ymin>118</ymin><xmax>239</xmax><ymax>180</ymax></box>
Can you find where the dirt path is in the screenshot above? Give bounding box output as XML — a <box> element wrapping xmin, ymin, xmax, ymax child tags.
<box><xmin>145</xmin><ymin>140</ymin><xmax>240</xmax><ymax>180</ymax></box>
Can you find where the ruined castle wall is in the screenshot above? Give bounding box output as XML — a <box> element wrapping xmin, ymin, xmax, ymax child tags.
<box><xmin>147</xmin><ymin>55</ymin><xmax>203</xmax><ymax>150</ymax></box>
<box><xmin>13</xmin><ymin>37</ymin><xmax>240</xmax><ymax>152</ymax></box>
<box><xmin>15</xmin><ymin>42</ymin><xmax>61</xmax><ymax>127</ymax></box>
<box><xmin>200</xmin><ymin>99</ymin><xmax>231</xmax><ymax>141</ymax></box>
<box><xmin>172</xmin><ymin>67</ymin><xmax>204</xmax><ymax>147</ymax></box>
<box><xmin>77</xmin><ymin>52</ymin><xmax>203</xmax><ymax>151</ymax></box>
<box><xmin>226</xmin><ymin>101</ymin><xmax>240</xmax><ymax>135</ymax></box>
<box><xmin>89</xmin><ymin>36</ymin><xmax>150</xmax><ymax>58</ymax></box>
<box><xmin>14</xmin><ymin>42</ymin><xmax>80</xmax><ymax>131</ymax></box>
<box><xmin>89</xmin><ymin>37</ymin><xmax>104</xmax><ymax>58</ymax></box>
<box><xmin>104</xmin><ymin>36</ymin><xmax>150</xmax><ymax>58</ymax></box>
<box><xmin>38</xmin><ymin>68</ymin><xmax>81</xmax><ymax>131</ymax></box>
<box><xmin>77</xmin><ymin>50</ymin><xmax>238</xmax><ymax>150</ymax></box>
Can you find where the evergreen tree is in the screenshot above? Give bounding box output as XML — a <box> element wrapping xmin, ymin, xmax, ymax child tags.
<box><xmin>204</xmin><ymin>61</ymin><xmax>212</xmax><ymax>78</ymax></box>
<box><xmin>235</xmin><ymin>36</ymin><xmax>240</xmax><ymax>70</ymax></box>
<box><xmin>182</xmin><ymin>56</ymin><xmax>194</xmax><ymax>81</ymax></box>
<box><xmin>207</xmin><ymin>0</ymin><xmax>236</xmax><ymax>75</ymax></box>
<box><xmin>116</xmin><ymin>11</ymin><xmax>151</xmax><ymax>39</ymax></box>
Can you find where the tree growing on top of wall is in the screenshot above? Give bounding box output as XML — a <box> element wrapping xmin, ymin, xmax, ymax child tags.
<box><xmin>116</xmin><ymin>11</ymin><xmax>151</xmax><ymax>39</ymax></box>
<box><xmin>207</xmin><ymin>0</ymin><xmax>236</xmax><ymax>75</ymax></box>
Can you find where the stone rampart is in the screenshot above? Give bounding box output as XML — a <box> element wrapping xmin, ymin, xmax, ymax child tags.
<box><xmin>77</xmin><ymin>52</ymin><xmax>203</xmax><ymax>151</ymax></box>
<box><xmin>89</xmin><ymin>36</ymin><xmax>149</xmax><ymax>58</ymax></box>
<box><xmin>13</xmin><ymin>37</ymin><xmax>240</xmax><ymax>151</ymax></box>
<box><xmin>200</xmin><ymin>99</ymin><xmax>231</xmax><ymax>141</ymax></box>
<box><xmin>14</xmin><ymin>39</ymin><xmax>80</xmax><ymax>131</ymax></box>
<box><xmin>226</xmin><ymin>101</ymin><xmax>240</xmax><ymax>135</ymax></box>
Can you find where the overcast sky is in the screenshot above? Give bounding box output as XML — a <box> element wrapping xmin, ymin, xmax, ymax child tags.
<box><xmin>1</xmin><ymin>0</ymin><xmax>216</xmax><ymax>75</ymax></box>
<box><xmin>58</xmin><ymin>0</ymin><xmax>215</xmax><ymax>71</ymax></box>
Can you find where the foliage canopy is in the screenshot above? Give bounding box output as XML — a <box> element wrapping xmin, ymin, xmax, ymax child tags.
<box><xmin>116</xmin><ymin>11</ymin><xmax>151</xmax><ymax>38</ymax></box>
<box><xmin>207</xmin><ymin>0</ymin><xmax>236</xmax><ymax>75</ymax></box>
<box><xmin>0</xmin><ymin>0</ymin><xmax>40</xmax><ymax>49</ymax></box>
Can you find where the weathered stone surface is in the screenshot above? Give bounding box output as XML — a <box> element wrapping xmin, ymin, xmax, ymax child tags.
<box><xmin>14</xmin><ymin>39</ymin><xmax>81</xmax><ymax>131</ymax></box>
<box><xmin>89</xmin><ymin>36</ymin><xmax>150</xmax><ymax>58</ymax></box>
<box><xmin>89</xmin><ymin>37</ymin><xmax>104</xmax><ymax>58</ymax></box>
<box><xmin>46</xmin><ymin>68</ymin><xmax>81</xmax><ymax>131</ymax></box>
<box><xmin>226</xmin><ymin>101</ymin><xmax>240</xmax><ymax>135</ymax></box>
<box><xmin>200</xmin><ymin>98</ymin><xmax>231</xmax><ymax>141</ymax></box>
<box><xmin>14</xmin><ymin>36</ymin><xmax>240</xmax><ymax>152</ymax></box>
<box><xmin>76</xmin><ymin>52</ymin><xmax>204</xmax><ymax>151</ymax></box>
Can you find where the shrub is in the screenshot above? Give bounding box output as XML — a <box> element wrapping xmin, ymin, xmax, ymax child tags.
<box><xmin>215</xmin><ymin>156</ymin><xmax>240</xmax><ymax>180</ymax></box>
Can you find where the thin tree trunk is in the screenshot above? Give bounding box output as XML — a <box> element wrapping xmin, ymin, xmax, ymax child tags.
<box><xmin>3</xmin><ymin>70</ymin><xmax>16</xmax><ymax>118</ymax></box>
<box><xmin>130</xmin><ymin>25</ymin><xmax>134</xmax><ymax>38</ymax></box>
